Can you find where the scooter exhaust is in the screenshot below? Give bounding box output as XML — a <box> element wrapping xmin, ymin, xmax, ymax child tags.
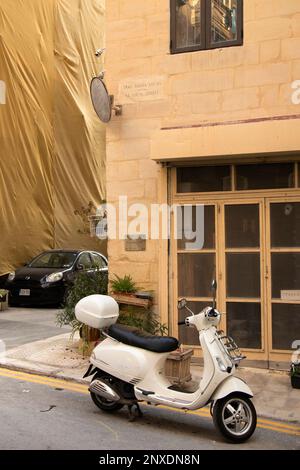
<box><xmin>89</xmin><ymin>379</ymin><xmax>120</xmax><ymax>402</ymax></box>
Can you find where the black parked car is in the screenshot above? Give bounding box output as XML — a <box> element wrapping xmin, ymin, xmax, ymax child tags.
<box><xmin>6</xmin><ymin>250</ymin><xmax>108</xmax><ymax>307</ymax></box>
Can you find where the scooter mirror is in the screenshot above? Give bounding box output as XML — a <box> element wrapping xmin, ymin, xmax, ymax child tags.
<box><xmin>211</xmin><ymin>280</ymin><xmax>217</xmax><ymax>309</ymax></box>
<box><xmin>178</xmin><ymin>298</ymin><xmax>187</xmax><ymax>310</ymax></box>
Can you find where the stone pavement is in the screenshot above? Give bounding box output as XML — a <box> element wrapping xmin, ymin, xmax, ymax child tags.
<box><xmin>0</xmin><ymin>333</ymin><xmax>299</xmax><ymax>424</ymax></box>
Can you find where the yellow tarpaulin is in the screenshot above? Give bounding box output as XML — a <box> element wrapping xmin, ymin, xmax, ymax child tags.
<box><xmin>0</xmin><ymin>0</ymin><xmax>106</xmax><ymax>276</ymax></box>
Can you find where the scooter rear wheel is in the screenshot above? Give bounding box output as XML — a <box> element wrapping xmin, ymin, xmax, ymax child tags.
<box><xmin>213</xmin><ymin>393</ymin><xmax>257</xmax><ymax>443</ymax></box>
<box><xmin>90</xmin><ymin>373</ymin><xmax>124</xmax><ymax>413</ymax></box>
<box><xmin>90</xmin><ymin>392</ymin><xmax>124</xmax><ymax>412</ymax></box>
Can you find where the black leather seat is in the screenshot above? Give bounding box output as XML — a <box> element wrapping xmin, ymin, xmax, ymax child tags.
<box><xmin>108</xmin><ymin>324</ymin><xmax>179</xmax><ymax>353</ymax></box>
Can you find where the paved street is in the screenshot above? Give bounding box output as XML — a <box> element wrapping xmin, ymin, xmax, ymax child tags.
<box><xmin>0</xmin><ymin>368</ymin><xmax>299</xmax><ymax>451</ymax></box>
<box><xmin>0</xmin><ymin>308</ymin><xmax>71</xmax><ymax>350</ymax></box>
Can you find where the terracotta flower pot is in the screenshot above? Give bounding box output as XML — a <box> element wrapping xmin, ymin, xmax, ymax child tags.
<box><xmin>79</xmin><ymin>325</ymin><xmax>100</xmax><ymax>342</ymax></box>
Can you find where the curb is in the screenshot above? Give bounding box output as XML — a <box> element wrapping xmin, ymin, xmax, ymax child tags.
<box><xmin>0</xmin><ymin>363</ymin><xmax>89</xmax><ymax>385</ymax></box>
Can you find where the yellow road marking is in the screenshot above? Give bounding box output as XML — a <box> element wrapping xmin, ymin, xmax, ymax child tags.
<box><xmin>169</xmin><ymin>407</ymin><xmax>300</xmax><ymax>436</ymax></box>
<box><xmin>0</xmin><ymin>367</ymin><xmax>299</xmax><ymax>437</ymax></box>
<box><xmin>257</xmin><ymin>424</ymin><xmax>300</xmax><ymax>437</ymax></box>
<box><xmin>257</xmin><ymin>417</ymin><xmax>300</xmax><ymax>432</ymax></box>
<box><xmin>161</xmin><ymin>404</ymin><xmax>300</xmax><ymax>433</ymax></box>
<box><xmin>0</xmin><ymin>367</ymin><xmax>89</xmax><ymax>394</ymax></box>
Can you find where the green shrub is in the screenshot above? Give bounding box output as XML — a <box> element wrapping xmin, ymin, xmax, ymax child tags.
<box><xmin>57</xmin><ymin>271</ymin><xmax>168</xmax><ymax>347</ymax></box>
<box><xmin>0</xmin><ymin>289</ymin><xmax>8</xmax><ymax>298</ymax></box>
<box><xmin>291</xmin><ymin>362</ymin><xmax>300</xmax><ymax>377</ymax></box>
<box><xmin>56</xmin><ymin>271</ymin><xmax>108</xmax><ymax>340</ymax></box>
<box><xmin>111</xmin><ymin>274</ymin><xmax>138</xmax><ymax>294</ymax></box>
<box><xmin>118</xmin><ymin>306</ymin><xmax>168</xmax><ymax>336</ymax></box>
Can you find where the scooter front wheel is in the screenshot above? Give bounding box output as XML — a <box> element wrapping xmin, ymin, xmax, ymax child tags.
<box><xmin>213</xmin><ymin>393</ymin><xmax>257</xmax><ymax>443</ymax></box>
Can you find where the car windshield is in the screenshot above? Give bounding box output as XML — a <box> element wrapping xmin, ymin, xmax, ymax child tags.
<box><xmin>29</xmin><ymin>252</ymin><xmax>77</xmax><ymax>269</ymax></box>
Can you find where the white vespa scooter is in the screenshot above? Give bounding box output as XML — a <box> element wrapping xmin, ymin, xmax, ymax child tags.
<box><xmin>76</xmin><ymin>281</ymin><xmax>257</xmax><ymax>443</ymax></box>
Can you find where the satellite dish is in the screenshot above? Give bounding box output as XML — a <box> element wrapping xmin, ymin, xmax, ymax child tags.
<box><xmin>90</xmin><ymin>77</ymin><xmax>112</xmax><ymax>123</ymax></box>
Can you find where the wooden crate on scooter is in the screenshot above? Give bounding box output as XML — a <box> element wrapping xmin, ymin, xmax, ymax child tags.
<box><xmin>165</xmin><ymin>348</ymin><xmax>193</xmax><ymax>385</ymax></box>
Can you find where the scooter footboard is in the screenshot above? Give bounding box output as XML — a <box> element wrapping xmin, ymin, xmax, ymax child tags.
<box><xmin>211</xmin><ymin>376</ymin><xmax>253</xmax><ymax>402</ymax></box>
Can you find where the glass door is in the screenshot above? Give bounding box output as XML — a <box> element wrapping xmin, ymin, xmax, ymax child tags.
<box><xmin>175</xmin><ymin>204</ymin><xmax>218</xmax><ymax>347</ymax></box>
<box><xmin>267</xmin><ymin>199</ymin><xmax>300</xmax><ymax>363</ymax></box>
<box><xmin>222</xmin><ymin>201</ymin><xmax>266</xmax><ymax>358</ymax></box>
<box><xmin>173</xmin><ymin>196</ymin><xmax>300</xmax><ymax>365</ymax></box>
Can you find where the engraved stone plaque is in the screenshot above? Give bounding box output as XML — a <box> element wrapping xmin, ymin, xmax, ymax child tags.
<box><xmin>119</xmin><ymin>76</ymin><xmax>165</xmax><ymax>104</ymax></box>
<box><xmin>125</xmin><ymin>235</ymin><xmax>146</xmax><ymax>252</ymax></box>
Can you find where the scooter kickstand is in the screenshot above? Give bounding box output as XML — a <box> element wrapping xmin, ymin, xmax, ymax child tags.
<box><xmin>127</xmin><ymin>403</ymin><xmax>143</xmax><ymax>422</ymax></box>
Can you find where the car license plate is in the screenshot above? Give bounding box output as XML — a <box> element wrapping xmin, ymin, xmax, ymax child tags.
<box><xmin>19</xmin><ymin>289</ymin><xmax>30</xmax><ymax>296</ymax></box>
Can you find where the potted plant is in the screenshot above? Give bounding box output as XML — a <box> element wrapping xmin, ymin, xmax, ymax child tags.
<box><xmin>291</xmin><ymin>362</ymin><xmax>300</xmax><ymax>389</ymax></box>
<box><xmin>111</xmin><ymin>275</ymin><xmax>153</xmax><ymax>309</ymax></box>
<box><xmin>0</xmin><ymin>289</ymin><xmax>7</xmax><ymax>301</ymax></box>
<box><xmin>0</xmin><ymin>289</ymin><xmax>8</xmax><ymax>311</ymax></box>
<box><xmin>56</xmin><ymin>271</ymin><xmax>108</xmax><ymax>354</ymax></box>
<box><xmin>111</xmin><ymin>274</ymin><xmax>137</xmax><ymax>295</ymax></box>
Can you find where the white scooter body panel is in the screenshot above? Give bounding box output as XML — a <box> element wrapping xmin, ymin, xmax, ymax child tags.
<box><xmin>90</xmin><ymin>337</ymin><xmax>171</xmax><ymax>386</ymax></box>
<box><xmin>211</xmin><ymin>376</ymin><xmax>253</xmax><ymax>401</ymax></box>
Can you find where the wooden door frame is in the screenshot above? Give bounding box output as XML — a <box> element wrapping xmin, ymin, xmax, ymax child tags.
<box><xmin>265</xmin><ymin>196</ymin><xmax>300</xmax><ymax>368</ymax></box>
<box><xmin>170</xmin><ymin>165</ymin><xmax>300</xmax><ymax>366</ymax></box>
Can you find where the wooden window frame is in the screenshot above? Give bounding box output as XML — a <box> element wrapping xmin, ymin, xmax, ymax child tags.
<box><xmin>170</xmin><ymin>0</ymin><xmax>244</xmax><ymax>54</ymax></box>
<box><xmin>176</xmin><ymin>162</ymin><xmax>299</xmax><ymax>195</ymax></box>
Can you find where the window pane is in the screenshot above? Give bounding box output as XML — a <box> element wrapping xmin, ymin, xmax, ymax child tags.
<box><xmin>178</xmin><ymin>301</ymin><xmax>207</xmax><ymax>345</ymax></box>
<box><xmin>177</xmin><ymin>166</ymin><xmax>231</xmax><ymax>193</ymax></box>
<box><xmin>227</xmin><ymin>302</ymin><xmax>262</xmax><ymax>349</ymax></box>
<box><xmin>271</xmin><ymin>203</ymin><xmax>300</xmax><ymax>248</ymax></box>
<box><xmin>271</xmin><ymin>253</ymin><xmax>300</xmax><ymax>299</ymax></box>
<box><xmin>176</xmin><ymin>0</ymin><xmax>203</xmax><ymax>50</ymax></box>
<box><xmin>272</xmin><ymin>304</ymin><xmax>300</xmax><ymax>350</ymax></box>
<box><xmin>178</xmin><ymin>253</ymin><xmax>215</xmax><ymax>297</ymax></box>
<box><xmin>226</xmin><ymin>253</ymin><xmax>261</xmax><ymax>298</ymax></box>
<box><xmin>91</xmin><ymin>254</ymin><xmax>106</xmax><ymax>269</ymax></box>
<box><xmin>78</xmin><ymin>253</ymin><xmax>92</xmax><ymax>269</ymax></box>
<box><xmin>211</xmin><ymin>0</ymin><xmax>238</xmax><ymax>44</ymax></box>
<box><xmin>226</xmin><ymin>204</ymin><xmax>260</xmax><ymax>248</ymax></box>
<box><xmin>236</xmin><ymin>163</ymin><xmax>294</xmax><ymax>190</ymax></box>
<box><xmin>178</xmin><ymin>205</ymin><xmax>215</xmax><ymax>250</ymax></box>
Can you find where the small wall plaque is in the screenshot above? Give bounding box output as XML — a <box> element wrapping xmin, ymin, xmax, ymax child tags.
<box><xmin>118</xmin><ymin>76</ymin><xmax>166</xmax><ymax>104</ymax></box>
<box><xmin>125</xmin><ymin>235</ymin><xmax>146</xmax><ymax>252</ymax></box>
<box><xmin>281</xmin><ymin>290</ymin><xmax>300</xmax><ymax>301</ymax></box>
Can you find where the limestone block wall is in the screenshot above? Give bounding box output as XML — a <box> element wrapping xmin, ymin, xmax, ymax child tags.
<box><xmin>105</xmin><ymin>0</ymin><xmax>300</xmax><ymax>308</ymax></box>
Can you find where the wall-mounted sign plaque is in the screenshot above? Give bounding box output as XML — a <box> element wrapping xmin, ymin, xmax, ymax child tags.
<box><xmin>125</xmin><ymin>235</ymin><xmax>146</xmax><ymax>252</ymax></box>
<box><xmin>281</xmin><ymin>290</ymin><xmax>300</xmax><ymax>301</ymax></box>
<box><xmin>119</xmin><ymin>76</ymin><xmax>165</xmax><ymax>104</ymax></box>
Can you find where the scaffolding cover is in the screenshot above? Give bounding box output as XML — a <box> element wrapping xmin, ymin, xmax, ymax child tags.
<box><xmin>0</xmin><ymin>0</ymin><xmax>106</xmax><ymax>276</ymax></box>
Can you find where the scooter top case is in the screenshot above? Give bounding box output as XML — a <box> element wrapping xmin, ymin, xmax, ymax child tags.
<box><xmin>75</xmin><ymin>294</ymin><xmax>119</xmax><ymax>329</ymax></box>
